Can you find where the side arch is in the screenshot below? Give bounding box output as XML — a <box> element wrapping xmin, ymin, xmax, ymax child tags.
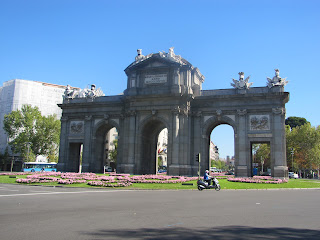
<box><xmin>93</xmin><ymin>119</ymin><xmax>121</xmax><ymax>135</ymax></box>
<box><xmin>201</xmin><ymin>115</ymin><xmax>237</xmax><ymax>171</ymax></box>
<box><xmin>202</xmin><ymin>115</ymin><xmax>237</xmax><ymax>136</ymax></box>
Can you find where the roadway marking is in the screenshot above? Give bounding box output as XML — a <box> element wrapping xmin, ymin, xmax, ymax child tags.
<box><xmin>0</xmin><ymin>189</ymin><xmax>19</xmax><ymax>192</ymax></box>
<box><xmin>0</xmin><ymin>189</ymin><xmax>141</xmax><ymax>197</ymax></box>
<box><xmin>166</xmin><ymin>222</ymin><xmax>183</xmax><ymax>227</ymax></box>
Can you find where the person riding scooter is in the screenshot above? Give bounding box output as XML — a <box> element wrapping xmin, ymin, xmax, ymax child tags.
<box><xmin>204</xmin><ymin>170</ymin><xmax>212</xmax><ymax>186</ymax></box>
<box><xmin>198</xmin><ymin>170</ymin><xmax>221</xmax><ymax>191</ymax></box>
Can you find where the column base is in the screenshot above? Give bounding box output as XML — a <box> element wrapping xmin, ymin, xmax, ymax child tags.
<box><xmin>117</xmin><ymin>164</ymin><xmax>135</xmax><ymax>175</ymax></box>
<box><xmin>273</xmin><ymin>166</ymin><xmax>288</xmax><ymax>178</ymax></box>
<box><xmin>236</xmin><ymin>165</ymin><xmax>249</xmax><ymax>177</ymax></box>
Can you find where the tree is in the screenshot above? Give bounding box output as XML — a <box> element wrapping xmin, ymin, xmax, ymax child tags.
<box><xmin>252</xmin><ymin>143</ymin><xmax>271</xmax><ymax>173</ymax></box>
<box><xmin>211</xmin><ymin>159</ymin><xmax>227</xmax><ymax>171</ymax></box>
<box><xmin>253</xmin><ymin>144</ymin><xmax>270</xmax><ymax>167</ymax></box>
<box><xmin>3</xmin><ymin>105</ymin><xmax>61</xmax><ymax>162</ymax></box>
<box><xmin>285</xmin><ymin>116</ymin><xmax>309</xmax><ymax>129</ymax></box>
<box><xmin>108</xmin><ymin>139</ymin><xmax>118</xmax><ymax>164</ymax></box>
<box><xmin>286</xmin><ymin>123</ymin><xmax>320</xmax><ymax>177</ymax></box>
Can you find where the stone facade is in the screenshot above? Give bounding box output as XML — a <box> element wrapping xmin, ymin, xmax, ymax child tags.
<box><xmin>58</xmin><ymin>49</ymin><xmax>289</xmax><ymax>178</ymax></box>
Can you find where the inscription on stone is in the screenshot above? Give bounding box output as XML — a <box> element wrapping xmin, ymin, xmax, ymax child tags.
<box><xmin>144</xmin><ymin>74</ymin><xmax>167</xmax><ymax>84</ymax></box>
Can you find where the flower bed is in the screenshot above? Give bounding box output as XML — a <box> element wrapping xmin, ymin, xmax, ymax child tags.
<box><xmin>88</xmin><ymin>180</ymin><xmax>132</xmax><ymax>187</ymax></box>
<box><xmin>228</xmin><ymin>176</ymin><xmax>288</xmax><ymax>184</ymax></box>
<box><xmin>11</xmin><ymin>172</ymin><xmax>197</xmax><ymax>187</ymax></box>
<box><xmin>8</xmin><ymin>171</ymin><xmax>288</xmax><ymax>186</ymax></box>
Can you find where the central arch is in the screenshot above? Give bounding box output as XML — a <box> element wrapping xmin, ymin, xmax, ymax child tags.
<box><xmin>92</xmin><ymin>120</ymin><xmax>120</xmax><ymax>173</ymax></box>
<box><xmin>137</xmin><ymin>117</ymin><xmax>169</xmax><ymax>174</ymax></box>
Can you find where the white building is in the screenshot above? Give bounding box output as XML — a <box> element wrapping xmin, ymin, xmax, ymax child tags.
<box><xmin>0</xmin><ymin>79</ymin><xmax>76</xmax><ymax>155</ymax></box>
<box><xmin>157</xmin><ymin>128</ymin><xmax>168</xmax><ymax>168</ymax></box>
<box><xmin>210</xmin><ymin>140</ymin><xmax>219</xmax><ymax>161</ymax></box>
<box><xmin>104</xmin><ymin>127</ymin><xmax>118</xmax><ymax>168</ymax></box>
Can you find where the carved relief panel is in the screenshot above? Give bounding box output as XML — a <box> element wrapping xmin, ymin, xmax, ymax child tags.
<box><xmin>249</xmin><ymin>115</ymin><xmax>270</xmax><ymax>131</ymax></box>
<box><xmin>70</xmin><ymin>121</ymin><xmax>84</xmax><ymax>134</ymax></box>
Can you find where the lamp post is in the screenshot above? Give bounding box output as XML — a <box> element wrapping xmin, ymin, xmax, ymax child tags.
<box><xmin>290</xmin><ymin>148</ymin><xmax>294</xmax><ymax>172</ymax></box>
<box><xmin>10</xmin><ymin>146</ymin><xmax>15</xmax><ymax>172</ymax></box>
<box><xmin>26</xmin><ymin>142</ymin><xmax>31</xmax><ymax>162</ymax></box>
<box><xmin>261</xmin><ymin>156</ymin><xmax>264</xmax><ymax>173</ymax></box>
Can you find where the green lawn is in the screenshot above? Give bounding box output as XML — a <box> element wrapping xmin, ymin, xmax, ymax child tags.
<box><xmin>1</xmin><ymin>174</ymin><xmax>320</xmax><ymax>190</ymax></box>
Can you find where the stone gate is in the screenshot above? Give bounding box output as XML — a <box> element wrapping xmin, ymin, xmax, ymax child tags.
<box><xmin>57</xmin><ymin>48</ymin><xmax>289</xmax><ymax>177</ymax></box>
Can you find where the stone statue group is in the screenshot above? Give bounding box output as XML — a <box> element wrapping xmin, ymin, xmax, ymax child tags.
<box><xmin>231</xmin><ymin>69</ymin><xmax>288</xmax><ymax>90</ymax></box>
<box><xmin>64</xmin><ymin>84</ymin><xmax>104</xmax><ymax>100</ymax></box>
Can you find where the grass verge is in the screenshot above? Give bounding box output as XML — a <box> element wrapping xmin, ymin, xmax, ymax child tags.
<box><xmin>1</xmin><ymin>174</ymin><xmax>320</xmax><ymax>190</ymax></box>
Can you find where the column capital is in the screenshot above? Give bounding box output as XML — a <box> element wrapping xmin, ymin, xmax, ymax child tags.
<box><xmin>85</xmin><ymin>115</ymin><xmax>92</xmax><ymax>121</ymax></box>
<box><xmin>61</xmin><ymin>116</ymin><xmax>68</xmax><ymax>121</ymax></box>
<box><xmin>272</xmin><ymin>107</ymin><xmax>285</xmax><ymax>115</ymax></box>
<box><xmin>237</xmin><ymin>109</ymin><xmax>247</xmax><ymax>116</ymax></box>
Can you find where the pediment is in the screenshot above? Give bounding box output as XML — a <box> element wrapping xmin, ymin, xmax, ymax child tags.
<box><xmin>144</xmin><ymin>60</ymin><xmax>168</xmax><ymax>68</ymax></box>
<box><xmin>124</xmin><ymin>52</ymin><xmax>191</xmax><ymax>75</ymax></box>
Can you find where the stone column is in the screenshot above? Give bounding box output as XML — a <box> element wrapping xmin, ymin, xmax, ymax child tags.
<box><xmin>236</xmin><ymin>109</ymin><xmax>248</xmax><ymax>176</ymax></box>
<box><xmin>178</xmin><ymin>107</ymin><xmax>191</xmax><ymax>175</ymax></box>
<box><xmin>193</xmin><ymin>111</ymin><xmax>202</xmax><ymax>176</ymax></box>
<box><xmin>171</xmin><ymin>68</ymin><xmax>181</xmax><ymax>94</ymax></box>
<box><xmin>126</xmin><ymin>110</ymin><xmax>136</xmax><ymax>173</ymax></box>
<box><xmin>82</xmin><ymin>115</ymin><xmax>92</xmax><ymax>172</ymax></box>
<box><xmin>169</xmin><ymin>107</ymin><xmax>180</xmax><ymax>175</ymax></box>
<box><xmin>272</xmin><ymin>107</ymin><xmax>288</xmax><ymax>178</ymax></box>
<box><xmin>57</xmin><ymin>116</ymin><xmax>68</xmax><ymax>172</ymax></box>
<box><xmin>116</xmin><ymin>114</ymin><xmax>124</xmax><ymax>172</ymax></box>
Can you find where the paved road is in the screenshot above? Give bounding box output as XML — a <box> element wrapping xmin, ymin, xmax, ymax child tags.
<box><xmin>1</xmin><ymin>184</ymin><xmax>319</xmax><ymax>240</ymax></box>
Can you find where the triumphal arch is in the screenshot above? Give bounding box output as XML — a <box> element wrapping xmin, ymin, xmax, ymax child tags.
<box><xmin>57</xmin><ymin>48</ymin><xmax>289</xmax><ymax>178</ymax></box>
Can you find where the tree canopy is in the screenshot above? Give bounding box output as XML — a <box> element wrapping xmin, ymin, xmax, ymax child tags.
<box><xmin>286</xmin><ymin>123</ymin><xmax>320</xmax><ymax>172</ymax></box>
<box><xmin>3</xmin><ymin>105</ymin><xmax>61</xmax><ymax>162</ymax></box>
<box><xmin>285</xmin><ymin>116</ymin><xmax>309</xmax><ymax>129</ymax></box>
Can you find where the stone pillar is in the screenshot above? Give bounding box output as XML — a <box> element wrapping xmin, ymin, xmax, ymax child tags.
<box><xmin>178</xmin><ymin>109</ymin><xmax>191</xmax><ymax>175</ymax></box>
<box><xmin>193</xmin><ymin>111</ymin><xmax>202</xmax><ymax>176</ymax></box>
<box><xmin>169</xmin><ymin>107</ymin><xmax>180</xmax><ymax>175</ymax></box>
<box><xmin>57</xmin><ymin>116</ymin><xmax>68</xmax><ymax>172</ymax></box>
<box><xmin>82</xmin><ymin>115</ymin><xmax>92</xmax><ymax>172</ymax></box>
<box><xmin>236</xmin><ymin>109</ymin><xmax>248</xmax><ymax>176</ymax></box>
<box><xmin>119</xmin><ymin>111</ymin><xmax>136</xmax><ymax>174</ymax></box>
<box><xmin>171</xmin><ymin>68</ymin><xmax>181</xmax><ymax>94</ymax></box>
<box><xmin>126</xmin><ymin>110</ymin><xmax>136</xmax><ymax>173</ymax></box>
<box><xmin>272</xmin><ymin>107</ymin><xmax>288</xmax><ymax>178</ymax></box>
<box><xmin>116</xmin><ymin>114</ymin><xmax>124</xmax><ymax>172</ymax></box>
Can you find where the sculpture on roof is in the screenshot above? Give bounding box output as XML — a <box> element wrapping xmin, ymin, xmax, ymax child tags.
<box><xmin>64</xmin><ymin>84</ymin><xmax>105</xmax><ymax>100</ymax></box>
<box><xmin>132</xmin><ymin>47</ymin><xmax>185</xmax><ymax>66</ymax></box>
<box><xmin>64</xmin><ymin>85</ymin><xmax>74</xmax><ymax>99</ymax></box>
<box><xmin>159</xmin><ymin>47</ymin><xmax>183</xmax><ymax>64</ymax></box>
<box><xmin>135</xmin><ymin>49</ymin><xmax>145</xmax><ymax>62</ymax></box>
<box><xmin>267</xmin><ymin>69</ymin><xmax>288</xmax><ymax>88</ymax></box>
<box><xmin>231</xmin><ymin>72</ymin><xmax>253</xmax><ymax>89</ymax></box>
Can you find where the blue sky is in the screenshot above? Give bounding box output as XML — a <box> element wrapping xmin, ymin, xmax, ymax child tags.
<box><xmin>0</xmin><ymin>0</ymin><xmax>319</xmax><ymax>159</ymax></box>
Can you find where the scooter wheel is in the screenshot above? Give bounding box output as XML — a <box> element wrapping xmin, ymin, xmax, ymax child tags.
<box><xmin>215</xmin><ymin>185</ymin><xmax>221</xmax><ymax>191</ymax></box>
<box><xmin>198</xmin><ymin>186</ymin><xmax>203</xmax><ymax>191</ymax></box>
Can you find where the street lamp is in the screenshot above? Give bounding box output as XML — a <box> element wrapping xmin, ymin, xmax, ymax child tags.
<box><xmin>10</xmin><ymin>146</ymin><xmax>15</xmax><ymax>172</ymax></box>
<box><xmin>260</xmin><ymin>156</ymin><xmax>264</xmax><ymax>173</ymax></box>
<box><xmin>290</xmin><ymin>148</ymin><xmax>294</xmax><ymax>172</ymax></box>
<box><xmin>26</xmin><ymin>142</ymin><xmax>31</xmax><ymax>162</ymax></box>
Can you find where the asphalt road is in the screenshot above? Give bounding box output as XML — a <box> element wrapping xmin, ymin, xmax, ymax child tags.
<box><xmin>0</xmin><ymin>184</ymin><xmax>319</xmax><ymax>240</ymax></box>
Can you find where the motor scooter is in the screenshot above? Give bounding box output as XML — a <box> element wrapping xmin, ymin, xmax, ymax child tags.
<box><xmin>197</xmin><ymin>177</ymin><xmax>221</xmax><ymax>191</ymax></box>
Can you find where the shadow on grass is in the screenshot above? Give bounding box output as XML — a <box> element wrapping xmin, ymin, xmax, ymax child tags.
<box><xmin>81</xmin><ymin>226</ymin><xmax>320</xmax><ymax>240</ymax></box>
